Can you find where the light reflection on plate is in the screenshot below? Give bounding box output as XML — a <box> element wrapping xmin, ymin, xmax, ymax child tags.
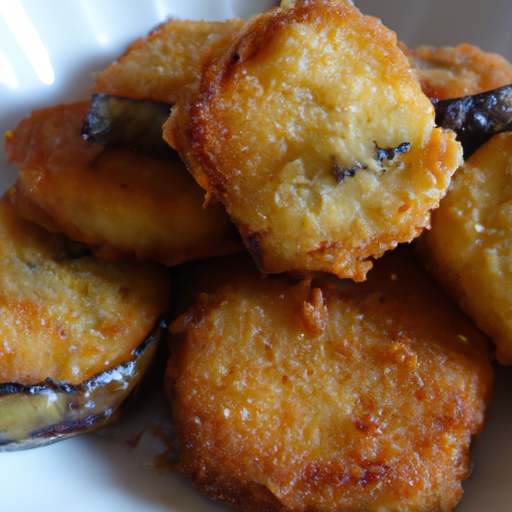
<box><xmin>0</xmin><ymin>1</ymin><xmax>511</xmax><ymax>511</ymax></box>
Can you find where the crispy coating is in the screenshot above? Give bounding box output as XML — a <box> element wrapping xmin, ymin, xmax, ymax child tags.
<box><xmin>91</xmin><ymin>17</ymin><xmax>246</xmax><ymax>104</ymax></box>
<box><xmin>402</xmin><ymin>43</ymin><xmax>512</xmax><ymax>99</ymax></box>
<box><xmin>5</xmin><ymin>101</ymin><xmax>242</xmax><ymax>266</ymax></box>
<box><xmin>0</xmin><ymin>197</ymin><xmax>170</xmax><ymax>385</ymax></box>
<box><xmin>418</xmin><ymin>132</ymin><xmax>512</xmax><ymax>365</ymax></box>
<box><xmin>165</xmin><ymin>0</ymin><xmax>462</xmax><ymax>281</ymax></box>
<box><xmin>166</xmin><ymin>246</ymin><xmax>493</xmax><ymax>512</ymax></box>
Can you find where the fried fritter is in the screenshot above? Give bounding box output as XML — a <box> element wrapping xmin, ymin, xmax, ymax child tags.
<box><xmin>402</xmin><ymin>43</ymin><xmax>512</xmax><ymax>99</ymax></box>
<box><xmin>5</xmin><ymin>101</ymin><xmax>242</xmax><ymax>266</ymax></box>
<box><xmin>0</xmin><ymin>195</ymin><xmax>170</xmax><ymax>448</ymax></box>
<box><xmin>0</xmin><ymin>195</ymin><xmax>170</xmax><ymax>385</ymax></box>
<box><xmin>165</xmin><ymin>0</ymin><xmax>462</xmax><ymax>281</ymax></box>
<box><xmin>166</xmin><ymin>246</ymin><xmax>493</xmax><ymax>512</ymax></box>
<box><xmin>91</xmin><ymin>17</ymin><xmax>246</xmax><ymax>104</ymax></box>
<box><xmin>418</xmin><ymin>132</ymin><xmax>512</xmax><ymax>365</ymax></box>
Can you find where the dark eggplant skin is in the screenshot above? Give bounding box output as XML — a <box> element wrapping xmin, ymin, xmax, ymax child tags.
<box><xmin>0</xmin><ymin>317</ymin><xmax>168</xmax><ymax>451</ymax></box>
<box><xmin>433</xmin><ymin>83</ymin><xmax>512</xmax><ymax>157</ymax></box>
<box><xmin>82</xmin><ymin>93</ymin><xmax>179</xmax><ymax>161</ymax></box>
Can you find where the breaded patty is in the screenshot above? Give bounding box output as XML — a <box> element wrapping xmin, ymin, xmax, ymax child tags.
<box><xmin>5</xmin><ymin>101</ymin><xmax>242</xmax><ymax>266</ymax></box>
<box><xmin>402</xmin><ymin>43</ymin><xmax>512</xmax><ymax>99</ymax></box>
<box><xmin>165</xmin><ymin>0</ymin><xmax>462</xmax><ymax>281</ymax></box>
<box><xmin>418</xmin><ymin>132</ymin><xmax>512</xmax><ymax>365</ymax></box>
<box><xmin>0</xmin><ymin>196</ymin><xmax>170</xmax><ymax>385</ymax></box>
<box><xmin>91</xmin><ymin>17</ymin><xmax>246</xmax><ymax>104</ymax></box>
<box><xmin>166</xmin><ymin>246</ymin><xmax>493</xmax><ymax>512</ymax></box>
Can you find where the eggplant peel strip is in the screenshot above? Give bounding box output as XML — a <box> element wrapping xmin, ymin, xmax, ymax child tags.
<box><xmin>82</xmin><ymin>93</ymin><xmax>179</xmax><ymax>161</ymax></box>
<box><xmin>0</xmin><ymin>317</ymin><xmax>168</xmax><ymax>451</ymax></box>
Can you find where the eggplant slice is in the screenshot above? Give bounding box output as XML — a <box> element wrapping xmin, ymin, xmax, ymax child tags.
<box><xmin>0</xmin><ymin>318</ymin><xmax>167</xmax><ymax>451</ymax></box>
<box><xmin>6</xmin><ymin>101</ymin><xmax>243</xmax><ymax>267</ymax></box>
<box><xmin>0</xmin><ymin>197</ymin><xmax>171</xmax><ymax>450</ymax></box>
<box><xmin>166</xmin><ymin>247</ymin><xmax>493</xmax><ymax>512</ymax></box>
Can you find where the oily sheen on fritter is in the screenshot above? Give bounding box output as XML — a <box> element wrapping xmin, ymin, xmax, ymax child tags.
<box><xmin>165</xmin><ymin>0</ymin><xmax>462</xmax><ymax>281</ymax></box>
<box><xmin>418</xmin><ymin>132</ymin><xmax>512</xmax><ymax>365</ymax></box>
<box><xmin>0</xmin><ymin>196</ymin><xmax>170</xmax><ymax>448</ymax></box>
<box><xmin>166</xmin><ymin>246</ymin><xmax>493</xmax><ymax>512</ymax></box>
<box><xmin>5</xmin><ymin>101</ymin><xmax>242</xmax><ymax>266</ymax></box>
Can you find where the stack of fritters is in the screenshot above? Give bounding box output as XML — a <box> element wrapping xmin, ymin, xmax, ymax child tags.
<box><xmin>5</xmin><ymin>0</ymin><xmax>511</xmax><ymax>509</ymax></box>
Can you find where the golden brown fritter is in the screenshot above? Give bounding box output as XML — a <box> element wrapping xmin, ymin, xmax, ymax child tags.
<box><xmin>408</xmin><ymin>42</ymin><xmax>512</xmax><ymax>365</ymax></box>
<box><xmin>165</xmin><ymin>0</ymin><xmax>462</xmax><ymax>281</ymax></box>
<box><xmin>166</xmin><ymin>246</ymin><xmax>493</xmax><ymax>512</ymax></box>
<box><xmin>0</xmin><ymin>196</ymin><xmax>170</xmax><ymax>385</ymax></box>
<box><xmin>5</xmin><ymin>101</ymin><xmax>242</xmax><ymax>266</ymax></box>
<box><xmin>402</xmin><ymin>43</ymin><xmax>512</xmax><ymax>99</ymax></box>
<box><xmin>0</xmin><ymin>195</ymin><xmax>171</xmax><ymax>449</ymax></box>
<box><xmin>91</xmin><ymin>17</ymin><xmax>246</xmax><ymax>104</ymax></box>
<box><xmin>418</xmin><ymin>132</ymin><xmax>512</xmax><ymax>365</ymax></box>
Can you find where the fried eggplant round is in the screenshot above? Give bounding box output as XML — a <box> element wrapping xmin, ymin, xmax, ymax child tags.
<box><xmin>0</xmin><ymin>198</ymin><xmax>171</xmax><ymax>450</ymax></box>
<box><xmin>418</xmin><ymin>132</ymin><xmax>512</xmax><ymax>365</ymax></box>
<box><xmin>91</xmin><ymin>18</ymin><xmax>246</xmax><ymax>104</ymax></box>
<box><xmin>165</xmin><ymin>0</ymin><xmax>462</xmax><ymax>281</ymax></box>
<box><xmin>403</xmin><ymin>43</ymin><xmax>512</xmax><ymax>99</ymax></box>
<box><xmin>166</xmin><ymin>246</ymin><xmax>493</xmax><ymax>512</ymax></box>
<box><xmin>5</xmin><ymin>101</ymin><xmax>242</xmax><ymax>266</ymax></box>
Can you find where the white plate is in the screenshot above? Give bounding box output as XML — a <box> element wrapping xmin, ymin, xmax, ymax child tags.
<box><xmin>1</xmin><ymin>1</ymin><xmax>511</xmax><ymax>511</ymax></box>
